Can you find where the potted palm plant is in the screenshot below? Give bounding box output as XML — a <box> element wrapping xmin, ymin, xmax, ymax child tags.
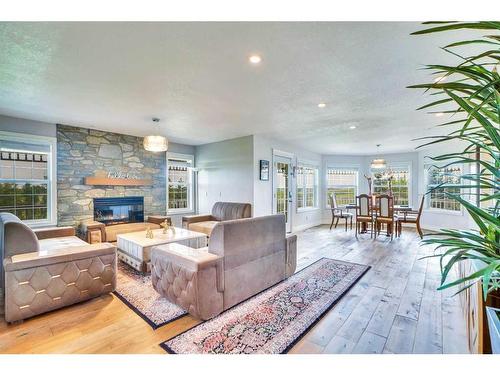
<box><xmin>408</xmin><ymin>21</ymin><xmax>499</xmax><ymax>300</ymax></box>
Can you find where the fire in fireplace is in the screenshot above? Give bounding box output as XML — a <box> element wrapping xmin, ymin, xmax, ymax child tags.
<box><xmin>93</xmin><ymin>197</ymin><xmax>144</xmax><ymax>226</ymax></box>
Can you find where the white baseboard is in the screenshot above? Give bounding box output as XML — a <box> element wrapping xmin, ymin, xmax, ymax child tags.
<box><xmin>292</xmin><ymin>222</ymin><xmax>322</xmax><ymax>233</ymax></box>
<box><xmin>319</xmin><ymin>218</ymin><xmax>451</xmax><ymax>233</ymax></box>
<box><xmin>420</xmin><ymin>224</ymin><xmax>445</xmax><ymax>232</ymax></box>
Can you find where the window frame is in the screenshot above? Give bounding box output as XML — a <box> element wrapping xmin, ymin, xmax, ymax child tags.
<box><xmin>424</xmin><ymin>163</ymin><xmax>464</xmax><ymax>215</ymax></box>
<box><xmin>371</xmin><ymin>162</ymin><xmax>412</xmax><ymax>207</ymax></box>
<box><xmin>296</xmin><ymin>162</ymin><xmax>319</xmax><ymax>212</ymax></box>
<box><xmin>325</xmin><ymin>166</ymin><xmax>359</xmax><ymax>208</ymax></box>
<box><xmin>0</xmin><ymin>130</ymin><xmax>57</xmax><ymax>227</ymax></box>
<box><xmin>166</xmin><ymin>152</ymin><xmax>195</xmax><ymax>215</ymax></box>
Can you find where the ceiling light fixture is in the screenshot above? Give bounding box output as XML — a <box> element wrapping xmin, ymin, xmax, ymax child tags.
<box><xmin>370</xmin><ymin>144</ymin><xmax>387</xmax><ymax>169</ymax></box>
<box><xmin>349</xmin><ymin>125</ymin><xmax>356</xmax><ymax>129</ymax></box>
<box><xmin>435</xmin><ymin>112</ymin><xmax>444</xmax><ymax>117</ymax></box>
<box><xmin>249</xmin><ymin>55</ymin><xmax>262</xmax><ymax>64</ymax></box>
<box><xmin>318</xmin><ymin>103</ymin><xmax>326</xmax><ymax>108</ymax></box>
<box><xmin>143</xmin><ymin>118</ymin><xmax>168</xmax><ymax>152</ymax></box>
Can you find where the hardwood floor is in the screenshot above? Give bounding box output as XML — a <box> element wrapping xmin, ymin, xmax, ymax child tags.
<box><xmin>0</xmin><ymin>225</ymin><xmax>469</xmax><ymax>354</ymax></box>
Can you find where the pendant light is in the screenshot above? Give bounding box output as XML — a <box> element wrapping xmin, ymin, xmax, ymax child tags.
<box><xmin>370</xmin><ymin>144</ymin><xmax>387</xmax><ymax>169</ymax></box>
<box><xmin>143</xmin><ymin>118</ymin><xmax>168</xmax><ymax>152</ymax></box>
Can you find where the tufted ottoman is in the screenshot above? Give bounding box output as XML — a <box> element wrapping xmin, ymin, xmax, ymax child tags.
<box><xmin>151</xmin><ymin>243</ymin><xmax>223</xmax><ymax>320</ymax></box>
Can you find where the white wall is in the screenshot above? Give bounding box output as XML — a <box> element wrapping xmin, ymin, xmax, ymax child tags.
<box><xmin>196</xmin><ymin>136</ymin><xmax>254</xmax><ymax>215</ymax></box>
<box><xmin>168</xmin><ymin>142</ymin><xmax>196</xmax><ymax>156</ymax></box>
<box><xmin>0</xmin><ymin>115</ymin><xmax>57</xmax><ymax>137</ymax></box>
<box><xmin>253</xmin><ymin>134</ymin><xmax>323</xmax><ymax>232</ymax></box>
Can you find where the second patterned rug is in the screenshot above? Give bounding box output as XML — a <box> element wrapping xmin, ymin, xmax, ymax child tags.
<box><xmin>161</xmin><ymin>258</ymin><xmax>370</xmax><ymax>354</ymax></box>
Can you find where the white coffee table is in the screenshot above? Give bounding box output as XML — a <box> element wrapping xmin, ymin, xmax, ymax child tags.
<box><xmin>117</xmin><ymin>227</ymin><xmax>207</xmax><ymax>272</ymax></box>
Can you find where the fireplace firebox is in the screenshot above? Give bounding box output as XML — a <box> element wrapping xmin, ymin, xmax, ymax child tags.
<box><xmin>93</xmin><ymin>197</ymin><xmax>144</xmax><ymax>226</ymax></box>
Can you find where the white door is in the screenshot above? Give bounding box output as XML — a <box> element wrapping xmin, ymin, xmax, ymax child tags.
<box><xmin>273</xmin><ymin>155</ymin><xmax>292</xmax><ymax>232</ymax></box>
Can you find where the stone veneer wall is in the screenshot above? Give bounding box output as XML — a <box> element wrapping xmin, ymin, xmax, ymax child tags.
<box><xmin>57</xmin><ymin>124</ymin><xmax>166</xmax><ymax>227</ymax></box>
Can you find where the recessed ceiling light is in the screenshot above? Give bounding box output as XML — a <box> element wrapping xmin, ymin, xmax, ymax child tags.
<box><xmin>434</xmin><ymin>76</ymin><xmax>446</xmax><ymax>83</ymax></box>
<box><xmin>318</xmin><ymin>103</ymin><xmax>326</xmax><ymax>108</ymax></box>
<box><xmin>249</xmin><ymin>55</ymin><xmax>262</xmax><ymax>64</ymax></box>
<box><xmin>435</xmin><ymin>112</ymin><xmax>444</xmax><ymax>117</ymax></box>
<box><xmin>349</xmin><ymin>125</ymin><xmax>356</xmax><ymax>129</ymax></box>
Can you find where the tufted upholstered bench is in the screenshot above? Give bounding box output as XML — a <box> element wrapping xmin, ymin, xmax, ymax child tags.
<box><xmin>151</xmin><ymin>214</ymin><xmax>297</xmax><ymax>320</ymax></box>
<box><xmin>1</xmin><ymin>212</ymin><xmax>117</xmax><ymax>323</ymax></box>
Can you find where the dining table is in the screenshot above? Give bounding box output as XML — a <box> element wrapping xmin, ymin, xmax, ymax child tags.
<box><xmin>343</xmin><ymin>204</ymin><xmax>414</xmax><ymax>235</ymax></box>
<box><xmin>344</xmin><ymin>204</ymin><xmax>414</xmax><ymax>212</ymax></box>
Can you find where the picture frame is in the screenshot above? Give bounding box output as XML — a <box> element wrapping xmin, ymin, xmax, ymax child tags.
<box><xmin>260</xmin><ymin>160</ymin><xmax>269</xmax><ymax>181</ymax></box>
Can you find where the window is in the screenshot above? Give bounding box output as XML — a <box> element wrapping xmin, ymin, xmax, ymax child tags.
<box><xmin>373</xmin><ymin>165</ymin><xmax>410</xmax><ymax>206</ymax></box>
<box><xmin>326</xmin><ymin>168</ymin><xmax>358</xmax><ymax>206</ymax></box>
<box><xmin>426</xmin><ymin>165</ymin><xmax>462</xmax><ymax>212</ymax></box>
<box><xmin>296</xmin><ymin>164</ymin><xmax>318</xmax><ymax>210</ymax></box>
<box><xmin>0</xmin><ymin>132</ymin><xmax>56</xmax><ymax>226</ymax></box>
<box><xmin>167</xmin><ymin>153</ymin><xmax>194</xmax><ymax>213</ymax></box>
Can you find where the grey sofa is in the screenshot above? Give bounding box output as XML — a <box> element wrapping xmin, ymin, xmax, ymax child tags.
<box><xmin>151</xmin><ymin>214</ymin><xmax>297</xmax><ymax>320</ymax></box>
<box><xmin>182</xmin><ymin>202</ymin><xmax>252</xmax><ymax>237</ymax></box>
<box><xmin>0</xmin><ymin>213</ymin><xmax>117</xmax><ymax>323</ymax></box>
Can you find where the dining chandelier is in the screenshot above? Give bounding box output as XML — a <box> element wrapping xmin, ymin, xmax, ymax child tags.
<box><xmin>370</xmin><ymin>158</ymin><xmax>387</xmax><ymax>169</ymax></box>
<box><xmin>370</xmin><ymin>144</ymin><xmax>386</xmax><ymax>169</ymax></box>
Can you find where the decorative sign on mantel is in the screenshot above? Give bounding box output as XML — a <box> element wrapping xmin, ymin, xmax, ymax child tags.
<box><xmin>84</xmin><ymin>169</ymin><xmax>152</xmax><ymax>186</ymax></box>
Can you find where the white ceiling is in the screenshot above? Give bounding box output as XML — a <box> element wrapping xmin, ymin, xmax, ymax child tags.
<box><xmin>0</xmin><ymin>22</ymin><xmax>482</xmax><ymax>155</ymax></box>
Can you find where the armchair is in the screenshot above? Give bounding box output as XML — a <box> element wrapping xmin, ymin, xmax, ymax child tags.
<box><xmin>397</xmin><ymin>195</ymin><xmax>425</xmax><ymax>238</ymax></box>
<box><xmin>182</xmin><ymin>202</ymin><xmax>251</xmax><ymax>237</ymax></box>
<box><xmin>329</xmin><ymin>193</ymin><xmax>353</xmax><ymax>231</ymax></box>
<box><xmin>1</xmin><ymin>212</ymin><xmax>116</xmax><ymax>323</ymax></box>
<box><xmin>151</xmin><ymin>214</ymin><xmax>296</xmax><ymax>320</ymax></box>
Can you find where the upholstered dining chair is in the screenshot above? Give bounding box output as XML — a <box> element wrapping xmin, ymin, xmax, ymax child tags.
<box><xmin>329</xmin><ymin>193</ymin><xmax>353</xmax><ymax>231</ymax></box>
<box><xmin>375</xmin><ymin>194</ymin><xmax>398</xmax><ymax>240</ymax></box>
<box><xmin>355</xmin><ymin>194</ymin><xmax>373</xmax><ymax>238</ymax></box>
<box><xmin>397</xmin><ymin>195</ymin><xmax>425</xmax><ymax>238</ymax></box>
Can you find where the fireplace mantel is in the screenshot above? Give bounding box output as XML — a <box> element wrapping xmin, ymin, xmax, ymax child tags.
<box><xmin>84</xmin><ymin>176</ymin><xmax>152</xmax><ymax>186</ymax></box>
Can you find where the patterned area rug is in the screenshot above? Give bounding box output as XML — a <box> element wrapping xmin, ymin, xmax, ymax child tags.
<box><xmin>161</xmin><ymin>258</ymin><xmax>370</xmax><ymax>354</ymax></box>
<box><xmin>114</xmin><ymin>261</ymin><xmax>187</xmax><ymax>329</ymax></box>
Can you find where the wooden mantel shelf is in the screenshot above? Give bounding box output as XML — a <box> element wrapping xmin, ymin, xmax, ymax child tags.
<box><xmin>84</xmin><ymin>177</ymin><xmax>152</xmax><ymax>186</ymax></box>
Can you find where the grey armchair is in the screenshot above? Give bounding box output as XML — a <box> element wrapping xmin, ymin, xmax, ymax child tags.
<box><xmin>182</xmin><ymin>202</ymin><xmax>252</xmax><ymax>237</ymax></box>
<box><xmin>1</xmin><ymin>212</ymin><xmax>116</xmax><ymax>323</ymax></box>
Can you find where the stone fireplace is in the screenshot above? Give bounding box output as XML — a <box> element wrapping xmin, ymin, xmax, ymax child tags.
<box><xmin>57</xmin><ymin>124</ymin><xmax>166</xmax><ymax>227</ymax></box>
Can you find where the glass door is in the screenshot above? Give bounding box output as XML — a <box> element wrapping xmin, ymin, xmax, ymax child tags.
<box><xmin>274</xmin><ymin>155</ymin><xmax>292</xmax><ymax>232</ymax></box>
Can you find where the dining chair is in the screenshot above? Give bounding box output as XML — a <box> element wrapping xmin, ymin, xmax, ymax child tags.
<box><xmin>397</xmin><ymin>195</ymin><xmax>425</xmax><ymax>238</ymax></box>
<box><xmin>375</xmin><ymin>194</ymin><xmax>398</xmax><ymax>240</ymax></box>
<box><xmin>355</xmin><ymin>194</ymin><xmax>373</xmax><ymax>238</ymax></box>
<box><xmin>329</xmin><ymin>193</ymin><xmax>353</xmax><ymax>231</ymax></box>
